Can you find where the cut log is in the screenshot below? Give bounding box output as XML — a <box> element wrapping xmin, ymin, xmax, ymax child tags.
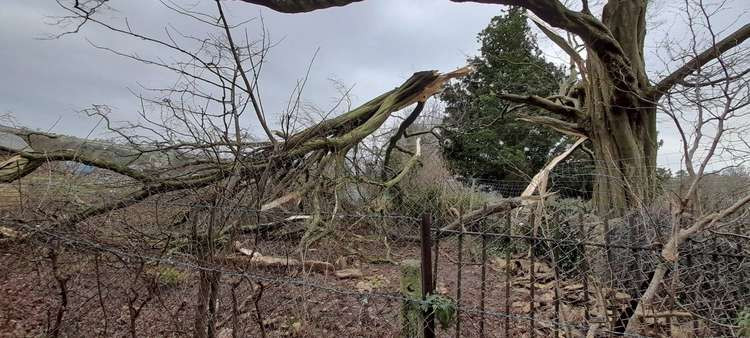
<box><xmin>231</xmin><ymin>242</ymin><xmax>335</xmax><ymax>273</ymax></box>
<box><xmin>334</xmin><ymin>268</ymin><xmax>363</xmax><ymax>279</ymax></box>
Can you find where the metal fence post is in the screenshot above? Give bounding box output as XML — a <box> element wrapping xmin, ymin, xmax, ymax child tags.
<box><xmin>579</xmin><ymin>216</ymin><xmax>591</xmax><ymax>323</ymax></box>
<box><xmin>504</xmin><ymin>213</ymin><xmax>512</xmax><ymax>337</ymax></box>
<box><xmin>529</xmin><ymin>212</ymin><xmax>536</xmax><ymax>338</ymax></box>
<box><xmin>479</xmin><ymin>204</ymin><xmax>488</xmax><ymax>338</ymax></box>
<box><xmin>455</xmin><ymin>208</ymin><xmax>463</xmax><ymax>338</ymax></box>
<box><xmin>420</xmin><ymin>213</ymin><xmax>435</xmax><ymax>338</ymax></box>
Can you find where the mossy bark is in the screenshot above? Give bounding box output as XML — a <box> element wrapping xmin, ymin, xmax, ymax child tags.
<box><xmin>586</xmin><ymin>0</ymin><xmax>657</xmax><ymax>217</ymax></box>
<box><xmin>400</xmin><ymin>259</ymin><xmax>424</xmax><ymax>338</ymax></box>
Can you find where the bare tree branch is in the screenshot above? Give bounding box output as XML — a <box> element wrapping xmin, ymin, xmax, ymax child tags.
<box><xmin>381</xmin><ymin>101</ymin><xmax>425</xmax><ymax>181</ymax></box>
<box><xmin>650</xmin><ymin>23</ymin><xmax>750</xmax><ymax>99</ymax></box>
<box><xmin>518</xmin><ymin>116</ymin><xmax>587</xmax><ymax>138</ymax></box>
<box><xmin>498</xmin><ymin>93</ymin><xmax>585</xmax><ymax>121</ymax></box>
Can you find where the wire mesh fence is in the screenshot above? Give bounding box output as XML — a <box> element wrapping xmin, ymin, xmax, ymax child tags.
<box><xmin>428</xmin><ymin>209</ymin><xmax>749</xmax><ymax>337</ymax></box>
<box><xmin>0</xmin><ymin>162</ymin><xmax>749</xmax><ymax>337</ymax></box>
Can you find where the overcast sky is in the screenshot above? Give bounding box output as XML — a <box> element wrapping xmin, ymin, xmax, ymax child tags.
<box><xmin>1</xmin><ymin>0</ymin><xmax>748</xmax><ymax>170</ymax></box>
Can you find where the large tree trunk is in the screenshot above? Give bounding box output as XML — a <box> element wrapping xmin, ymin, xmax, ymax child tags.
<box><xmin>237</xmin><ymin>2</ymin><xmax>747</xmax><ymax>218</ymax></box>
<box><xmin>585</xmin><ymin>1</ymin><xmax>657</xmax><ymax>216</ymax></box>
<box><xmin>586</xmin><ymin>58</ymin><xmax>658</xmax><ymax>215</ymax></box>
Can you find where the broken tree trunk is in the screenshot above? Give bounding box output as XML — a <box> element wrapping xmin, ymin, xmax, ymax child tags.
<box><xmin>0</xmin><ymin>68</ymin><xmax>469</xmax><ymax>229</ymax></box>
<box><xmin>438</xmin><ymin>197</ymin><xmax>525</xmax><ymax>235</ymax></box>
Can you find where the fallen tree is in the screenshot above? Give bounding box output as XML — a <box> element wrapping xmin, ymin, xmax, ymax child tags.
<box><xmin>1</xmin><ymin>68</ymin><xmax>468</xmax><ymax>228</ymax></box>
<box><xmin>5</xmin><ymin>2</ymin><xmax>748</xmax><ymax>336</ymax></box>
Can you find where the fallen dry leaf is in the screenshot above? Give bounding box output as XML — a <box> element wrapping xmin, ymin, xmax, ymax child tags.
<box><xmin>538</xmin><ymin>292</ymin><xmax>555</xmax><ymax>303</ymax></box>
<box><xmin>0</xmin><ymin>226</ymin><xmax>19</xmax><ymax>239</ymax></box>
<box><xmin>512</xmin><ymin>301</ymin><xmax>531</xmax><ymax>313</ymax></box>
<box><xmin>291</xmin><ymin>320</ymin><xmax>302</xmax><ymax>336</ymax></box>
<box><xmin>436</xmin><ymin>282</ymin><xmax>450</xmax><ymax>295</ymax></box>
<box><xmin>562</xmin><ymin>283</ymin><xmax>584</xmax><ymax>291</ymax></box>
<box><xmin>355</xmin><ymin>281</ymin><xmax>373</xmax><ymax>293</ymax></box>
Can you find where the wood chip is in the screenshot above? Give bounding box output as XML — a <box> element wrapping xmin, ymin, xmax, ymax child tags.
<box><xmin>0</xmin><ymin>226</ymin><xmax>19</xmax><ymax>239</ymax></box>
<box><xmin>355</xmin><ymin>281</ymin><xmax>373</xmax><ymax>293</ymax></box>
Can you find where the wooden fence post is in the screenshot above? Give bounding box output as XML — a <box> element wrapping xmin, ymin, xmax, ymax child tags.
<box><xmin>400</xmin><ymin>259</ymin><xmax>424</xmax><ymax>338</ymax></box>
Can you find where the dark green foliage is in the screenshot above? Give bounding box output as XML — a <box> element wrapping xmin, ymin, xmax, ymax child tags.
<box><xmin>548</xmin><ymin>160</ymin><xmax>595</xmax><ymax>199</ymax></box>
<box><xmin>441</xmin><ymin>7</ymin><xmax>568</xmax><ymax>190</ymax></box>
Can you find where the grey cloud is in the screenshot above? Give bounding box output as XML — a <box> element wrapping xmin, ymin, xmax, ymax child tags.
<box><xmin>1</xmin><ymin>0</ymin><xmax>499</xmax><ymax>135</ymax></box>
<box><xmin>1</xmin><ymin>0</ymin><xmax>748</xmax><ymax>171</ymax></box>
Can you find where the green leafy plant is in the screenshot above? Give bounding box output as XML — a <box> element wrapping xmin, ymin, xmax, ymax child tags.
<box><xmin>150</xmin><ymin>266</ymin><xmax>186</xmax><ymax>288</ymax></box>
<box><xmin>738</xmin><ymin>307</ymin><xmax>750</xmax><ymax>337</ymax></box>
<box><xmin>421</xmin><ymin>294</ymin><xmax>457</xmax><ymax>329</ymax></box>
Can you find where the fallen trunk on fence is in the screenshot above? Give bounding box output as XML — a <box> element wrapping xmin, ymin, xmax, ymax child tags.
<box><xmin>520</xmin><ymin>137</ymin><xmax>587</xmax><ymax>203</ymax></box>
<box><xmin>438</xmin><ymin>197</ymin><xmax>525</xmax><ymax>235</ymax></box>
<box><xmin>0</xmin><ymin>68</ymin><xmax>470</xmax><ymax>230</ymax></box>
<box><xmin>437</xmin><ymin>138</ymin><xmax>586</xmax><ymax>237</ymax></box>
